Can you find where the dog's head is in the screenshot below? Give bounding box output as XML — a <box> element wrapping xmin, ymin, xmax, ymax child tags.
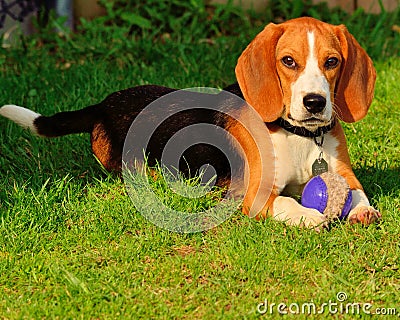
<box><xmin>235</xmin><ymin>17</ymin><xmax>376</xmax><ymax>130</ymax></box>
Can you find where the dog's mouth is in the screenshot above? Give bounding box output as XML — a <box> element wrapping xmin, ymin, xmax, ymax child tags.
<box><xmin>287</xmin><ymin>114</ymin><xmax>332</xmax><ymax>129</ymax></box>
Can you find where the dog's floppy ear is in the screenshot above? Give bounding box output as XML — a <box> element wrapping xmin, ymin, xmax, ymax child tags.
<box><xmin>235</xmin><ymin>23</ymin><xmax>284</xmax><ymax>122</ymax></box>
<box><xmin>334</xmin><ymin>25</ymin><xmax>376</xmax><ymax>123</ymax></box>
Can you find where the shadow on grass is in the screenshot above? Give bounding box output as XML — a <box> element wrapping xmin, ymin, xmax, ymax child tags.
<box><xmin>354</xmin><ymin>166</ymin><xmax>400</xmax><ymax>199</ymax></box>
<box><xmin>0</xmin><ymin>131</ymin><xmax>108</xmax><ymax>190</ymax></box>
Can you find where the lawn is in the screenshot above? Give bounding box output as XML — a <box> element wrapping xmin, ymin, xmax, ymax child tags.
<box><xmin>0</xmin><ymin>1</ymin><xmax>399</xmax><ymax>318</ymax></box>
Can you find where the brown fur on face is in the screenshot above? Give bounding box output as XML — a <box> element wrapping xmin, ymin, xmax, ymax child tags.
<box><xmin>275</xmin><ymin>25</ymin><xmax>343</xmax><ymax>119</ymax></box>
<box><xmin>235</xmin><ymin>17</ymin><xmax>376</xmax><ymax>124</ymax></box>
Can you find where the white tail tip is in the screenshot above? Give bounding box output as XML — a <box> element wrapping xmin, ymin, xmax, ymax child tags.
<box><xmin>0</xmin><ymin>105</ymin><xmax>41</xmax><ymax>134</ymax></box>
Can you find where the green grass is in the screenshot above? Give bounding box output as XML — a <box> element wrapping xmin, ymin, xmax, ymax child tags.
<box><xmin>0</xmin><ymin>1</ymin><xmax>399</xmax><ymax>318</ymax></box>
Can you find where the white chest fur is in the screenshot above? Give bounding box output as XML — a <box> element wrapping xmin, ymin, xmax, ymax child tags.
<box><xmin>271</xmin><ymin>129</ymin><xmax>339</xmax><ymax>196</ymax></box>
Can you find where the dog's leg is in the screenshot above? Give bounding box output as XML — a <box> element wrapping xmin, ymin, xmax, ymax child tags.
<box><xmin>242</xmin><ymin>192</ymin><xmax>327</xmax><ymax>230</ymax></box>
<box><xmin>333</xmin><ymin>124</ymin><xmax>381</xmax><ymax>225</ymax></box>
<box><xmin>338</xmin><ymin>171</ymin><xmax>381</xmax><ymax>225</ymax></box>
<box><xmin>347</xmin><ymin>189</ymin><xmax>381</xmax><ymax>225</ymax></box>
<box><xmin>338</xmin><ymin>173</ymin><xmax>381</xmax><ymax>225</ymax></box>
<box><xmin>272</xmin><ymin>196</ymin><xmax>328</xmax><ymax>230</ymax></box>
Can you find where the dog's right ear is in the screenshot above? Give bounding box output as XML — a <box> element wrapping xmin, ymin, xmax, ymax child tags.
<box><xmin>235</xmin><ymin>23</ymin><xmax>284</xmax><ymax>122</ymax></box>
<box><xmin>334</xmin><ymin>25</ymin><xmax>376</xmax><ymax>123</ymax></box>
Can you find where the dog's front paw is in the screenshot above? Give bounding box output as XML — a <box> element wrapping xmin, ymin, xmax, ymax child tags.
<box><xmin>296</xmin><ymin>208</ymin><xmax>329</xmax><ymax>231</ymax></box>
<box><xmin>348</xmin><ymin>206</ymin><xmax>381</xmax><ymax>225</ymax></box>
<box><xmin>275</xmin><ymin>207</ymin><xmax>328</xmax><ymax>231</ymax></box>
<box><xmin>272</xmin><ymin>197</ymin><xmax>328</xmax><ymax>231</ymax></box>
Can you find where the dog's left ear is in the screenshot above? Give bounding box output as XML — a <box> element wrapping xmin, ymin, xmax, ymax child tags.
<box><xmin>235</xmin><ymin>23</ymin><xmax>284</xmax><ymax>122</ymax></box>
<box><xmin>334</xmin><ymin>25</ymin><xmax>376</xmax><ymax>123</ymax></box>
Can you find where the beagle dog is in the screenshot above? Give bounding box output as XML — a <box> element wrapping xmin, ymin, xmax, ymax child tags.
<box><xmin>0</xmin><ymin>17</ymin><xmax>381</xmax><ymax>228</ymax></box>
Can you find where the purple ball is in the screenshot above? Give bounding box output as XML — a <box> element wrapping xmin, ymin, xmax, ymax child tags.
<box><xmin>301</xmin><ymin>173</ymin><xmax>352</xmax><ymax>220</ymax></box>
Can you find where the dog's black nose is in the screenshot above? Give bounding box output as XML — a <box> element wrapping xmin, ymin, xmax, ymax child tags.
<box><xmin>303</xmin><ymin>94</ymin><xmax>326</xmax><ymax>114</ymax></box>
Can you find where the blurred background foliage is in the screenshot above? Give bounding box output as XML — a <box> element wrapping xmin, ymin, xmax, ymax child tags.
<box><xmin>2</xmin><ymin>0</ymin><xmax>396</xmax><ymax>61</ymax></box>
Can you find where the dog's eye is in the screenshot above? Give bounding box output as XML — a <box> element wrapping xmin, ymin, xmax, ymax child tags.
<box><xmin>325</xmin><ymin>57</ymin><xmax>339</xmax><ymax>69</ymax></box>
<box><xmin>281</xmin><ymin>56</ymin><xmax>296</xmax><ymax>69</ymax></box>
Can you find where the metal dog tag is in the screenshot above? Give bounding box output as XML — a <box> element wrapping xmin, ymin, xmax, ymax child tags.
<box><xmin>312</xmin><ymin>157</ymin><xmax>328</xmax><ymax>176</ymax></box>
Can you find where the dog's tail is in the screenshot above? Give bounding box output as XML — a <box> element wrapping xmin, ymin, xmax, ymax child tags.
<box><xmin>0</xmin><ymin>104</ymin><xmax>101</xmax><ymax>137</ymax></box>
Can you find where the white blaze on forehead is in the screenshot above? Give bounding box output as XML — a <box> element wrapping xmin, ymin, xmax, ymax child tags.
<box><xmin>299</xmin><ymin>31</ymin><xmax>328</xmax><ymax>94</ymax></box>
<box><xmin>289</xmin><ymin>31</ymin><xmax>332</xmax><ymax>121</ymax></box>
<box><xmin>306</xmin><ymin>32</ymin><xmax>319</xmax><ymax>75</ymax></box>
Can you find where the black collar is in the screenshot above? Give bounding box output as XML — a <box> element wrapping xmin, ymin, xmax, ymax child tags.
<box><xmin>271</xmin><ymin>118</ymin><xmax>336</xmax><ymax>138</ymax></box>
